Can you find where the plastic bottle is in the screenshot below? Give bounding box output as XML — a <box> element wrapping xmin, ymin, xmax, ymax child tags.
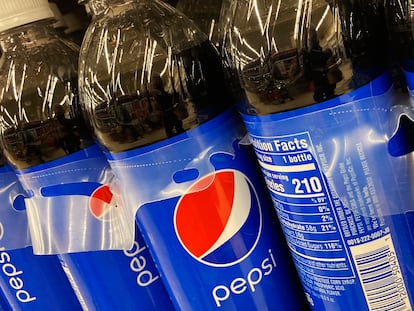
<box><xmin>54</xmin><ymin>169</ymin><xmax>175</xmax><ymax>311</ymax></box>
<box><xmin>228</xmin><ymin>0</ymin><xmax>414</xmax><ymax>310</ymax></box>
<box><xmin>0</xmin><ymin>150</ymin><xmax>82</xmax><ymax>310</ymax></box>
<box><xmin>0</xmin><ymin>0</ymin><xmax>132</xmax><ymax>255</ymax></box>
<box><xmin>78</xmin><ymin>0</ymin><xmax>309</xmax><ymax>310</ymax></box>
<box><xmin>0</xmin><ymin>0</ymin><xmax>175</xmax><ymax>309</ymax></box>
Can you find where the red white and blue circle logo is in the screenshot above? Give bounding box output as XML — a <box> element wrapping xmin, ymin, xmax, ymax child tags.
<box><xmin>39</xmin><ymin>182</ymin><xmax>117</xmax><ymax>220</ymax></box>
<box><xmin>174</xmin><ymin>170</ymin><xmax>262</xmax><ymax>267</ymax></box>
<box><xmin>89</xmin><ymin>185</ymin><xmax>116</xmax><ymax>219</ymax></box>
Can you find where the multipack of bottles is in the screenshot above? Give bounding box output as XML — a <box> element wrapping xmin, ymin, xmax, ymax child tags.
<box><xmin>0</xmin><ymin>0</ymin><xmax>412</xmax><ymax>310</ymax></box>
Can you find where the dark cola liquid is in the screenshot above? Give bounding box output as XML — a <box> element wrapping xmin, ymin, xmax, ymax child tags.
<box><xmin>238</xmin><ymin>0</ymin><xmax>387</xmax><ymax>116</ymax></box>
<box><xmin>1</xmin><ymin>92</ymin><xmax>93</xmax><ymax>170</ymax></box>
<box><xmin>93</xmin><ymin>41</ymin><xmax>235</xmax><ymax>153</ymax></box>
<box><xmin>0</xmin><ymin>149</ymin><xmax>7</xmax><ymax>167</ymax></box>
<box><xmin>385</xmin><ymin>0</ymin><xmax>414</xmax><ymax>71</ymax></box>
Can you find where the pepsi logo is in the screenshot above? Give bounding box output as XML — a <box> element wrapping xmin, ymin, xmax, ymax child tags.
<box><xmin>174</xmin><ymin>170</ymin><xmax>262</xmax><ymax>267</ymax></box>
<box><xmin>89</xmin><ymin>185</ymin><xmax>116</xmax><ymax>219</ymax></box>
<box><xmin>40</xmin><ymin>182</ymin><xmax>118</xmax><ymax>219</ymax></box>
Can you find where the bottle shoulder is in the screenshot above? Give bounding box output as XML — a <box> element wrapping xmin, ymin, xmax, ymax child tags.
<box><xmin>0</xmin><ymin>38</ymin><xmax>79</xmax><ymax>85</ymax></box>
<box><xmin>229</xmin><ymin>0</ymin><xmax>388</xmax><ymax>116</ymax></box>
<box><xmin>85</xmin><ymin>1</ymin><xmax>207</xmax><ymax>55</ymax></box>
<box><xmin>1</xmin><ymin>36</ymin><xmax>78</xmax><ymax>61</ymax></box>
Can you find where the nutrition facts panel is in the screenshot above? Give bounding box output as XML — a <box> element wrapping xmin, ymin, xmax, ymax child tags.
<box><xmin>252</xmin><ymin>132</ymin><xmax>355</xmax><ymax>279</ymax></box>
<box><xmin>245</xmin><ymin>80</ymin><xmax>413</xmax><ymax>309</ymax></box>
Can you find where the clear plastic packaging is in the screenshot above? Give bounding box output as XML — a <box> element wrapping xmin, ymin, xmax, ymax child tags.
<box><xmin>0</xmin><ymin>0</ymin><xmax>133</xmax><ymax>254</ymax></box>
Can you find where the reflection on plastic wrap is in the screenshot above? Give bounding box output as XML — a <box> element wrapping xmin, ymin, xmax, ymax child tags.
<box><xmin>0</xmin><ymin>163</ymin><xmax>30</xmax><ymax>250</ymax></box>
<box><xmin>18</xmin><ymin>144</ymin><xmax>134</xmax><ymax>255</ymax></box>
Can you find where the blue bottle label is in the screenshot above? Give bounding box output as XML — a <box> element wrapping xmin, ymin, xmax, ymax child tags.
<box><xmin>241</xmin><ymin>73</ymin><xmax>414</xmax><ymax>310</ymax></box>
<box><xmin>404</xmin><ymin>69</ymin><xmax>414</xmax><ymax>92</ymax></box>
<box><xmin>0</xmin><ymin>167</ymin><xmax>82</xmax><ymax>310</ymax></box>
<box><xmin>0</xmin><ymin>247</ymin><xmax>82</xmax><ymax>310</ymax></box>
<box><xmin>107</xmin><ymin>108</ymin><xmax>306</xmax><ymax>311</ymax></box>
<box><xmin>58</xmin><ymin>225</ymin><xmax>174</xmax><ymax>311</ymax></box>
<box><xmin>16</xmin><ymin>144</ymin><xmax>134</xmax><ymax>254</ymax></box>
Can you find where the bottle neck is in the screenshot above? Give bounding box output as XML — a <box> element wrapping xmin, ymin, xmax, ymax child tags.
<box><xmin>0</xmin><ymin>20</ymin><xmax>57</xmax><ymax>53</ymax></box>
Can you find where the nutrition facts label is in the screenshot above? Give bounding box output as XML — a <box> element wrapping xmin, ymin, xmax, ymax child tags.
<box><xmin>252</xmin><ymin>132</ymin><xmax>355</xmax><ymax>279</ymax></box>
<box><xmin>250</xmin><ymin>130</ymin><xmax>412</xmax><ymax>309</ymax></box>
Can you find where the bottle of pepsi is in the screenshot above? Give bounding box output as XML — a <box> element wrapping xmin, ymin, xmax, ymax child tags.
<box><xmin>54</xmin><ymin>165</ymin><xmax>175</xmax><ymax>310</ymax></box>
<box><xmin>0</xmin><ymin>0</ymin><xmax>175</xmax><ymax>309</ymax></box>
<box><xmin>78</xmin><ymin>0</ymin><xmax>309</xmax><ymax>310</ymax></box>
<box><xmin>0</xmin><ymin>0</ymin><xmax>133</xmax><ymax>255</ymax></box>
<box><xmin>228</xmin><ymin>0</ymin><xmax>414</xmax><ymax>310</ymax></box>
<box><xmin>0</xmin><ymin>150</ymin><xmax>82</xmax><ymax>310</ymax></box>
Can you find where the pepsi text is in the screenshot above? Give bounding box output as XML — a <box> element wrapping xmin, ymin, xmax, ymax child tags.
<box><xmin>0</xmin><ymin>222</ymin><xmax>36</xmax><ymax>304</ymax></box>
<box><xmin>123</xmin><ymin>239</ymin><xmax>160</xmax><ymax>287</ymax></box>
<box><xmin>212</xmin><ymin>248</ymin><xmax>277</xmax><ymax>307</ymax></box>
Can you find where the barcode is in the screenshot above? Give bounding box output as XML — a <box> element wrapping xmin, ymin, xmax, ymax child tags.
<box><xmin>350</xmin><ymin>234</ymin><xmax>412</xmax><ymax>311</ymax></box>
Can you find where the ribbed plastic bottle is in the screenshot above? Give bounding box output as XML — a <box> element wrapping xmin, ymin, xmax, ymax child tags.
<box><xmin>78</xmin><ymin>0</ymin><xmax>309</xmax><ymax>310</ymax></box>
<box><xmin>0</xmin><ymin>0</ymin><xmax>175</xmax><ymax>310</ymax></box>
<box><xmin>0</xmin><ymin>150</ymin><xmax>82</xmax><ymax>310</ymax></box>
<box><xmin>0</xmin><ymin>0</ymin><xmax>134</xmax><ymax>255</ymax></box>
<box><xmin>228</xmin><ymin>0</ymin><xmax>414</xmax><ymax>310</ymax></box>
